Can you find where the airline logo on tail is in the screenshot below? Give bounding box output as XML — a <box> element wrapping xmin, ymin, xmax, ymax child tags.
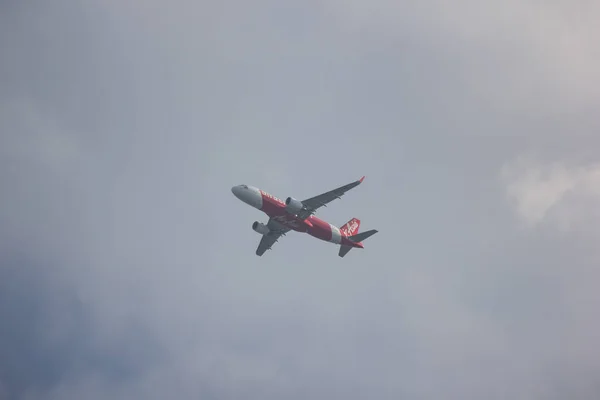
<box><xmin>340</xmin><ymin>218</ymin><xmax>360</xmax><ymax>236</ymax></box>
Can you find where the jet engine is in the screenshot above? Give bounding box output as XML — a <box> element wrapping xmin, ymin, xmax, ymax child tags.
<box><xmin>252</xmin><ymin>221</ymin><xmax>270</xmax><ymax>235</ymax></box>
<box><xmin>285</xmin><ymin>197</ymin><xmax>304</xmax><ymax>214</ymax></box>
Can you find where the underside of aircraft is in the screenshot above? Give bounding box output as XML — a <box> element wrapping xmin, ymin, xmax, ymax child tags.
<box><xmin>232</xmin><ymin>176</ymin><xmax>378</xmax><ymax>257</ymax></box>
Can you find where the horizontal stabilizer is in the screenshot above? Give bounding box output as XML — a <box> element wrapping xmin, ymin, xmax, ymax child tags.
<box><xmin>348</xmin><ymin>229</ymin><xmax>378</xmax><ymax>243</ymax></box>
<box><xmin>338</xmin><ymin>245</ymin><xmax>353</xmax><ymax>258</ymax></box>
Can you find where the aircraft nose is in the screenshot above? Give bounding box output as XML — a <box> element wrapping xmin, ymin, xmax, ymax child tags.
<box><xmin>231</xmin><ymin>185</ymin><xmax>242</xmax><ymax>199</ymax></box>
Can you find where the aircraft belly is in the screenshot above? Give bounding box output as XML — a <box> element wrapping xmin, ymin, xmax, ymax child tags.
<box><xmin>263</xmin><ymin>210</ymin><xmax>306</xmax><ymax>233</ymax></box>
<box><xmin>306</xmin><ymin>216</ymin><xmax>334</xmax><ymax>242</ymax></box>
<box><xmin>260</xmin><ymin>196</ymin><xmax>340</xmax><ymax>240</ymax></box>
<box><xmin>260</xmin><ymin>197</ymin><xmax>282</xmax><ymax>214</ymax></box>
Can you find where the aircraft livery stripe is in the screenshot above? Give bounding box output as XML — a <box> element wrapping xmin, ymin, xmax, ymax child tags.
<box><xmin>329</xmin><ymin>224</ymin><xmax>341</xmax><ymax>244</ymax></box>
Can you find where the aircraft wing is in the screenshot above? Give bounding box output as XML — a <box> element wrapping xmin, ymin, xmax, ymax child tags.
<box><xmin>255</xmin><ymin>218</ymin><xmax>291</xmax><ymax>256</ymax></box>
<box><xmin>296</xmin><ymin>176</ymin><xmax>366</xmax><ymax>219</ymax></box>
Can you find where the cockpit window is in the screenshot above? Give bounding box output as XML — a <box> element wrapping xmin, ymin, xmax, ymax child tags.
<box><xmin>241</xmin><ymin>184</ymin><xmax>248</xmax><ymax>189</ymax></box>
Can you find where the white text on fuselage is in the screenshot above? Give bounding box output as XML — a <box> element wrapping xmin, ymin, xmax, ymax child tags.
<box><xmin>260</xmin><ymin>190</ymin><xmax>285</xmax><ymax>205</ymax></box>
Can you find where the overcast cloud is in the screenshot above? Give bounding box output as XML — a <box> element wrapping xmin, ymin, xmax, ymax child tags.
<box><xmin>1</xmin><ymin>0</ymin><xmax>599</xmax><ymax>399</ymax></box>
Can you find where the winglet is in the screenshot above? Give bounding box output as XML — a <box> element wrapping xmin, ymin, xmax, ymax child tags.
<box><xmin>359</xmin><ymin>176</ymin><xmax>365</xmax><ymax>183</ymax></box>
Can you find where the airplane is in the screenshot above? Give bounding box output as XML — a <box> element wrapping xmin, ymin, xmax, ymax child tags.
<box><xmin>231</xmin><ymin>176</ymin><xmax>378</xmax><ymax>257</ymax></box>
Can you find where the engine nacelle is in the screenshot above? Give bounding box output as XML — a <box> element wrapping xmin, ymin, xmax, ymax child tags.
<box><xmin>285</xmin><ymin>196</ymin><xmax>304</xmax><ymax>214</ymax></box>
<box><xmin>252</xmin><ymin>221</ymin><xmax>270</xmax><ymax>235</ymax></box>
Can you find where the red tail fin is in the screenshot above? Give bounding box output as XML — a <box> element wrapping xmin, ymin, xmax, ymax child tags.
<box><xmin>340</xmin><ymin>218</ymin><xmax>360</xmax><ymax>236</ymax></box>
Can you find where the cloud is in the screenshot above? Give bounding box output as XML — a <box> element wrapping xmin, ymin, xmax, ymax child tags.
<box><xmin>0</xmin><ymin>99</ymin><xmax>82</xmax><ymax>170</ymax></box>
<box><xmin>323</xmin><ymin>0</ymin><xmax>600</xmax><ymax>114</ymax></box>
<box><xmin>2</xmin><ymin>0</ymin><xmax>600</xmax><ymax>399</ymax></box>
<box><xmin>0</xmin><ymin>252</ymin><xmax>163</xmax><ymax>400</ymax></box>
<box><xmin>501</xmin><ymin>156</ymin><xmax>600</xmax><ymax>231</ymax></box>
<box><xmin>499</xmin><ymin>156</ymin><xmax>600</xmax><ymax>399</ymax></box>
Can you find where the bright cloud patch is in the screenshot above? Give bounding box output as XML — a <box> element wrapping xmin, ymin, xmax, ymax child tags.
<box><xmin>501</xmin><ymin>157</ymin><xmax>600</xmax><ymax>230</ymax></box>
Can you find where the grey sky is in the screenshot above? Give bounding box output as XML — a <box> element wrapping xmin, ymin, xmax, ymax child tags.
<box><xmin>1</xmin><ymin>0</ymin><xmax>599</xmax><ymax>399</ymax></box>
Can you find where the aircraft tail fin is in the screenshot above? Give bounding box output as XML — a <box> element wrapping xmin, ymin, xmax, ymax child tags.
<box><xmin>340</xmin><ymin>218</ymin><xmax>360</xmax><ymax>236</ymax></box>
